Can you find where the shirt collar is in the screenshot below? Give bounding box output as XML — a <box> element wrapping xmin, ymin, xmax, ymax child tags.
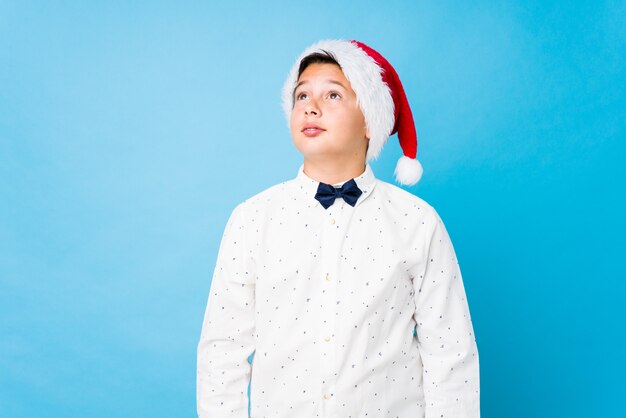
<box><xmin>294</xmin><ymin>163</ymin><xmax>378</xmax><ymax>208</ymax></box>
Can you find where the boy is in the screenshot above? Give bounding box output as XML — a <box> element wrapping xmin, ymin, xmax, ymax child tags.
<box><xmin>197</xmin><ymin>39</ymin><xmax>480</xmax><ymax>417</ymax></box>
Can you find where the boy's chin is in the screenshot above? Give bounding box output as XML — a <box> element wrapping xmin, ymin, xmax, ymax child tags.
<box><xmin>295</xmin><ymin>142</ymin><xmax>363</xmax><ymax>161</ymax></box>
<box><xmin>298</xmin><ymin>150</ymin><xmax>332</xmax><ymax>161</ymax></box>
<box><xmin>300</xmin><ymin>151</ymin><xmax>354</xmax><ymax>163</ymax></box>
<box><xmin>293</xmin><ymin>141</ymin><xmax>330</xmax><ymax>156</ymax></box>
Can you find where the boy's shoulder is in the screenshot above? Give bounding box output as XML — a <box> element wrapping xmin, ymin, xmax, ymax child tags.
<box><xmin>233</xmin><ymin>175</ymin><xmax>436</xmax><ymax>219</ymax></box>
<box><xmin>233</xmin><ymin>177</ymin><xmax>298</xmax><ymax>212</ymax></box>
<box><xmin>374</xmin><ymin>177</ymin><xmax>436</xmax><ymax>213</ymax></box>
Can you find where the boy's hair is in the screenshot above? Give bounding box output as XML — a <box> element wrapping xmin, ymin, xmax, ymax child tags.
<box><xmin>297</xmin><ymin>50</ymin><xmax>341</xmax><ymax>79</ymax></box>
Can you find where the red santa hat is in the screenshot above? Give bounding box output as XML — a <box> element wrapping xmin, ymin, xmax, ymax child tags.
<box><xmin>282</xmin><ymin>39</ymin><xmax>423</xmax><ymax>186</ymax></box>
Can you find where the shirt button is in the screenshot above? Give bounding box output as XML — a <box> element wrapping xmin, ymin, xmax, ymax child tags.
<box><xmin>324</xmin><ymin>336</ymin><xmax>331</xmax><ymax>342</ymax></box>
<box><xmin>330</xmin><ymin>218</ymin><xmax>336</xmax><ymax>224</ymax></box>
<box><xmin>323</xmin><ymin>393</ymin><xmax>330</xmax><ymax>400</ymax></box>
<box><xmin>325</xmin><ymin>273</ymin><xmax>331</xmax><ymax>281</ymax></box>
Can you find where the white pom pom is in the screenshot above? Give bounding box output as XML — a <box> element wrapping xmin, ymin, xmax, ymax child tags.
<box><xmin>394</xmin><ymin>155</ymin><xmax>423</xmax><ymax>186</ymax></box>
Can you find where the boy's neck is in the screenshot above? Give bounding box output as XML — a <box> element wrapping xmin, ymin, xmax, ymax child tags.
<box><xmin>302</xmin><ymin>158</ymin><xmax>367</xmax><ymax>185</ymax></box>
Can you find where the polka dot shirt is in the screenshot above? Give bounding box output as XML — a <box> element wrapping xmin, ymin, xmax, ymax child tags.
<box><xmin>197</xmin><ymin>163</ymin><xmax>480</xmax><ymax>418</ymax></box>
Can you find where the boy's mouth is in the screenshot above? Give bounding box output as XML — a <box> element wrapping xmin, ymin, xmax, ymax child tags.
<box><xmin>302</xmin><ymin>125</ymin><xmax>325</xmax><ymax>137</ymax></box>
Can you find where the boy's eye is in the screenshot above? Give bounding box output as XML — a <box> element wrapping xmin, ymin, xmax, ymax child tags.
<box><xmin>296</xmin><ymin>92</ymin><xmax>308</xmax><ymax>100</ymax></box>
<box><xmin>329</xmin><ymin>92</ymin><xmax>341</xmax><ymax>100</ymax></box>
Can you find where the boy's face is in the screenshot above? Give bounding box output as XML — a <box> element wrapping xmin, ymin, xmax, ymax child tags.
<box><xmin>290</xmin><ymin>63</ymin><xmax>369</xmax><ymax>164</ymax></box>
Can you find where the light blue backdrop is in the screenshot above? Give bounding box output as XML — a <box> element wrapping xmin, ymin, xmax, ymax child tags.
<box><xmin>1</xmin><ymin>1</ymin><xmax>624</xmax><ymax>417</ymax></box>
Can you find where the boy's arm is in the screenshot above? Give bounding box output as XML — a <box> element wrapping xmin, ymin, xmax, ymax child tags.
<box><xmin>197</xmin><ymin>203</ymin><xmax>256</xmax><ymax>418</ymax></box>
<box><xmin>411</xmin><ymin>206</ymin><xmax>480</xmax><ymax>418</ymax></box>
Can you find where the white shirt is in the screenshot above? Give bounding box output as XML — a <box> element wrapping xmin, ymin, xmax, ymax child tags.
<box><xmin>197</xmin><ymin>163</ymin><xmax>480</xmax><ymax>418</ymax></box>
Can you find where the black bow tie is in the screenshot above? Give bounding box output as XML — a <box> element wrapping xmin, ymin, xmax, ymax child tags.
<box><xmin>314</xmin><ymin>179</ymin><xmax>363</xmax><ymax>209</ymax></box>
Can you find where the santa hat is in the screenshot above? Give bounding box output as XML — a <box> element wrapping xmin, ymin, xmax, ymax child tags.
<box><xmin>282</xmin><ymin>39</ymin><xmax>423</xmax><ymax>186</ymax></box>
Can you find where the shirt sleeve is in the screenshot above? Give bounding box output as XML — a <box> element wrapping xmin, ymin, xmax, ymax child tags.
<box><xmin>197</xmin><ymin>203</ymin><xmax>256</xmax><ymax>418</ymax></box>
<box><xmin>411</xmin><ymin>206</ymin><xmax>480</xmax><ymax>418</ymax></box>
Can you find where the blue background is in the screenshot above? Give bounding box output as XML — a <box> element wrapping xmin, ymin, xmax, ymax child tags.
<box><xmin>1</xmin><ymin>1</ymin><xmax>625</xmax><ymax>417</ymax></box>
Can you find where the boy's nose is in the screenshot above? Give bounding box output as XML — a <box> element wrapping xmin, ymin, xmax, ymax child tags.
<box><xmin>305</xmin><ymin>104</ymin><xmax>319</xmax><ymax>116</ymax></box>
<box><xmin>304</xmin><ymin>98</ymin><xmax>320</xmax><ymax>116</ymax></box>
